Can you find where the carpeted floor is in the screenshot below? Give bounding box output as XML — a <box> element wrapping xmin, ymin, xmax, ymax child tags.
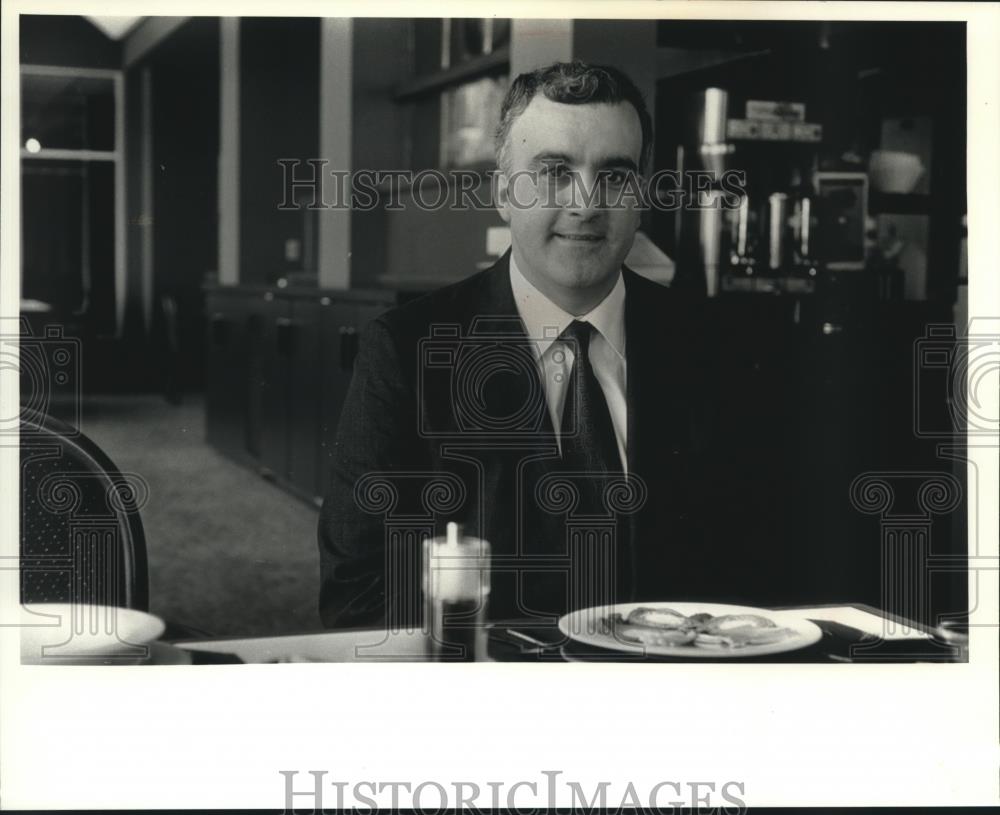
<box><xmin>79</xmin><ymin>394</ymin><xmax>321</xmax><ymax>637</ymax></box>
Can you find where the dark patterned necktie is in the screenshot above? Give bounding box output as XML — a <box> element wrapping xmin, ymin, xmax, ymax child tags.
<box><xmin>559</xmin><ymin>320</ymin><xmax>621</xmax><ymax>476</ymax></box>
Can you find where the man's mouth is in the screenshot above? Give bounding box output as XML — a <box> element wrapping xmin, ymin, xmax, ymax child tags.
<box><xmin>553</xmin><ymin>232</ymin><xmax>604</xmax><ymax>243</ymax></box>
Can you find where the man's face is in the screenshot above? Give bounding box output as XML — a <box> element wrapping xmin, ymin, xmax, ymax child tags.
<box><xmin>497</xmin><ymin>96</ymin><xmax>643</xmax><ymax>310</ymax></box>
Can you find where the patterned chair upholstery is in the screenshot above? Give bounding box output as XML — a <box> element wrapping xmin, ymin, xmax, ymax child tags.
<box><xmin>20</xmin><ymin>409</ymin><xmax>149</xmax><ymax>610</ymax></box>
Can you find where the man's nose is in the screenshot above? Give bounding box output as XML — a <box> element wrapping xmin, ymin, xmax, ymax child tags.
<box><xmin>559</xmin><ymin>170</ymin><xmax>603</xmax><ymax>216</ymax></box>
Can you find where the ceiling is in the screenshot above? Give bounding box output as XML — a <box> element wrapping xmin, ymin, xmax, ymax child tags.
<box><xmin>84</xmin><ymin>16</ymin><xmax>144</xmax><ymax>40</ymax></box>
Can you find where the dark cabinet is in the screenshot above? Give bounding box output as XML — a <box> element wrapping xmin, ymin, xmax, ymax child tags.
<box><xmin>205</xmin><ymin>291</ymin><xmax>252</xmax><ymax>464</ymax></box>
<box><xmin>204</xmin><ymin>285</ymin><xmax>397</xmax><ymax>505</ymax></box>
<box><xmin>256</xmin><ymin>293</ymin><xmax>290</xmax><ymax>479</ymax></box>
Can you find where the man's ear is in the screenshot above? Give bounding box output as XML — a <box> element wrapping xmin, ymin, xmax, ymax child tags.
<box><xmin>494</xmin><ymin>170</ymin><xmax>512</xmax><ymax>225</ymax></box>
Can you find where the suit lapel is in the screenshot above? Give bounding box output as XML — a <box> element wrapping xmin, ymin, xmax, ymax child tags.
<box><xmin>468</xmin><ymin>253</ymin><xmax>556</xmax><ymax>439</ymax></box>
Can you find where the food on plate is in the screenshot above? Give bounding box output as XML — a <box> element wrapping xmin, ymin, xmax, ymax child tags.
<box><xmin>624</xmin><ymin>607</ymin><xmax>690</xmax><ymax>629</ymax></box>
<box><xmin>599</xmin><ymin>607</ymin><xmax>798</xmax><ymax>650</ymax></box>
<box><xmin>702</xmin><ymin>613</ymin><xmax>776</xmax><ymax>633</ymax></box>
<box><xmin>600</xmin><ymin>614</ymin><xmax>696</xmax><ymax>646</ymax></box>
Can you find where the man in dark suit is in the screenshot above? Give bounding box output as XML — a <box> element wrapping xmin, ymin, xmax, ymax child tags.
<box><xmin>319</xmin><ymin>61</ymin><xmax>724</xmax><ymax>629</ymax></box>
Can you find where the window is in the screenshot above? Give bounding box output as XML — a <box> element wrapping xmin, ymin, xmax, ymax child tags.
<box><xmin>21</xmin><ymin>71</ymin><xmax>116</xmax><ymax>153</ymax></box>
<box><xmin>20</xmin><ymin>65</ymin><xmax>123</xmax><ymax>335</ymax></box>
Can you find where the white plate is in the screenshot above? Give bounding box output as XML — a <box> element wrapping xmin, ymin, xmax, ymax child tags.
<box><xmin>558</xmin><ymin>601</ymin><xmax>823</xmax><ymax>658</ymax></box>
<box><xmin>20</xmin><ymin>603</ymin><xmax>166</xmax><ymax>664</ymax></box>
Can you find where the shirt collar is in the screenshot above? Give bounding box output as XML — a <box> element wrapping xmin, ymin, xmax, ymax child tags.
<box><xmin>509</xmin><ymin>253</ymin><xmax>626</xmax><ymax>360</ymax></box>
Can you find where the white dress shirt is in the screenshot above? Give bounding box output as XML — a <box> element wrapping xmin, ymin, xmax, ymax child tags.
<box><xmin>509</xmin><ymin>255</ymin><xmax>628</xmax><ymax>470</ymax></box>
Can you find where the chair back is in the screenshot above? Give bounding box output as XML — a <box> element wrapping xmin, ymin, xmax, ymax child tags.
<box><xmin>20</xmin><ymin>408</ymin><xmax>149</xmax><ymax>610</ymax></box>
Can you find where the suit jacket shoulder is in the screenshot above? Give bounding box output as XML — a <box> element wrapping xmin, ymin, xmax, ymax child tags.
<box><xmin>379</xmin><ymin>263</ymin><xmax>511</xmax><ymax>335</ymax></box>
<box><xmin>367</xmin><ymin>256</ymin><xmax>517</xmax><ymax>383</ymax></box>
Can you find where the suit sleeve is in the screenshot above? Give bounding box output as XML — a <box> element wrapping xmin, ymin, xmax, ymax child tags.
<box><xmin>317</xmin><ymin>316</ymin><xmax>423</xmax><ymax>628</ymax></box>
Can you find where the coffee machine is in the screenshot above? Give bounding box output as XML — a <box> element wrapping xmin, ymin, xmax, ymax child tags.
<box><xmin>672</xmin><ymin>87</ymin><xmax>855</xmax><ymax>296</ymax></box>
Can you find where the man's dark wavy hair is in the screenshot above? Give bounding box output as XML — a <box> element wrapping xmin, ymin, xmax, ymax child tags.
<box><xmin>494</xmin><ymin>60</ymin><xmax>653</xmax><ymax>173</ymax></box>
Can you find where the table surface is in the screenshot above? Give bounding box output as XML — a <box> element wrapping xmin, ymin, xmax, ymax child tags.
<box><xmin>174</xmin><ymin>603</ymin><xmax>963</xmax><ymax>664</ymax></box>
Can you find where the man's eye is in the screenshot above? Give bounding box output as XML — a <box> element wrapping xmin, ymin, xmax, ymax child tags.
<box><xmin>542</xmin><ymin>163</ymin><xmax>569</xmax><ymax>180</ymax></box>
<box><xmin>602</xmin><ymin>169</ymin><xmax>630</xmax><ymax>186</ymax></box>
